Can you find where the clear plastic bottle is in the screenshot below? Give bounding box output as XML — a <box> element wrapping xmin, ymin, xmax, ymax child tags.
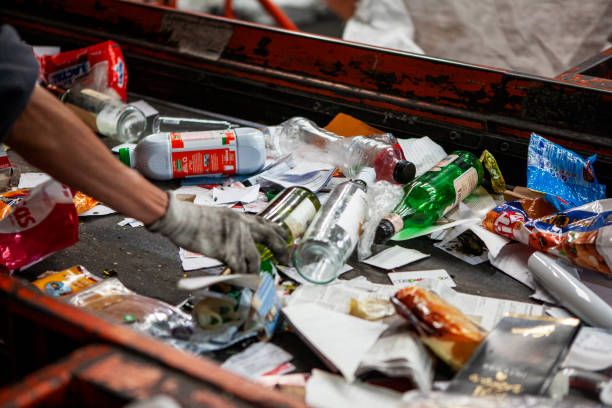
<box><xmin>294</xmin><ymin>167</ymin><xmax>376</xmax><ymax>284</ymax></box>
<box><xmin>375</xmin><ymin>151</ymin><xmax>484</xmax><ymax>243</ymax></box>
<box><xmin>59</xmin><ymin>87</ymin><xmax>146</xmax><ymax>142</ymax></box>
<box><xmin>119</xmin><ymin>128</ymin><xmax>266</xmax><ymax>180</ymax></box>
<box><xmin>264</xmin><ymin>117</ymin><xmax>416</xmax><ymax>184</ymax></box>
<box><xmin>257</xmin><ymin>186</ymin><xmax>321</xmax><ymax>262</ymax></box>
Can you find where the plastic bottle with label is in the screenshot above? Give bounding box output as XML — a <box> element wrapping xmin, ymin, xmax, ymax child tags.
<box><xmin>119</xmin><ymin>128</ymin><xmax>266</xmax><ymax>180</ymax></box>
<box><xmin>294</xmin><ymin>167</ymin><xmax>376</xmax><ymax>284</ymax></box>
<box><xmin>264</xmin><ymin>117</ymin><xmax>416</xmax><ymax>184</ymax></box>
<box><xmin>49</xmin><ymin>86</ymin><xmax>146</xmax><ymax>143</ymax></box>
<box><xmin>375</xmin><ymin>151</ymin><xmax>483</xmax><ymax>243</ymax></box>
<box><xmin>257</xmin><ymin>186</ymin><xmax>321</xmax><ymax>262</ymax></box>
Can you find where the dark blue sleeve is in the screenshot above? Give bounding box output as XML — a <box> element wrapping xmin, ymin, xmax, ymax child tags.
<box><xmin>0</xmin><ymin>25</ymin><xmax>40</xmax><ymax>143</ymax></box>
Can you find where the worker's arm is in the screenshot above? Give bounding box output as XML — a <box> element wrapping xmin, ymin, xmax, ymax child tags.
<box><xmin>6</xmin><ymin>85</ymin><xmax>289</xmax><ymax>273</ymax></box>
<box><xmin>6</xmin><ymin>85</ymin><xmax>168</xmax><ymax>225</ymax></box>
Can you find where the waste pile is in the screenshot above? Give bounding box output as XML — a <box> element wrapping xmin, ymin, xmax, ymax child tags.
<box><xmin>3</xmin><ymin>41</ymin><xmax>612</xmax><ymax>408</ymax></box>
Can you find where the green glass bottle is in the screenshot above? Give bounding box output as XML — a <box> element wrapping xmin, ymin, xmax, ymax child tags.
<box><xmin>257</xmin><ymin>186</ymin><xmax>321</xmax><ymax>262</ymax></box>
<box><xmin>375</xmin><ymin>151</ymin><xmax>483</xmax><ymax>243</ymax></box>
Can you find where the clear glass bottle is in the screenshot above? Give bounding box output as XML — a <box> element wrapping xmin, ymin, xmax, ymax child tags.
<box><xmin>294</xmin><ymin>167</ymin><xmax>376</xmax><ymax>284</ymax></box>
<box><xmin>264</xmin><ymin>117</ymin><xmax>415</xmax><ymax>184</ymax></box>
<box><xmin>375</xmin><ymin>151</ymin><xmax>483</xmax><ymax>243</ymax></box>
<box><xmin>257</xmin><ymin>186</ymin><xmax>321</xmax><ymax>262</ymax></box>
<box><xmin>59</xmin><ymin>87</ymin><xmax>146</xmax><ymax>142</ymax></box>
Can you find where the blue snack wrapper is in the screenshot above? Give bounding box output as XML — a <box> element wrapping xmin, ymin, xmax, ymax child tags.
<box><xmin>527</xmin><ymin>133</ymin><xmax>606</xmax><ymax>210</ymax></box>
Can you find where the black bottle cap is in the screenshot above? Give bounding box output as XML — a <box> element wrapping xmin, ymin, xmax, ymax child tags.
<box><xmin>375</xmin><ymin>219</ymin><xmax>395</xmax><ymax>244</ymax></box>
<box><xmin>393</xmin><ymin>160</ymin><xmax>416</xmax><ymax>184</ymax></box>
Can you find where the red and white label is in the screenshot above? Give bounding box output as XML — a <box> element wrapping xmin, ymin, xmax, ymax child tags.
<box><xmin>170</xmin><ymin>130</ymin><xmax>238</xmax><ymax>178</ymax></box>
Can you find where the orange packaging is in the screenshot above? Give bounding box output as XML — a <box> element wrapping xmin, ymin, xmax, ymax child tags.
<box><xmin>73</xmin><ymin>191</ymin><xmax>99</xmax><ymax>214</ymax></box>
<box><xmin>32</xmin><ymin>265</ymin><xmax>101</xmax><ymax>297</ymax></box>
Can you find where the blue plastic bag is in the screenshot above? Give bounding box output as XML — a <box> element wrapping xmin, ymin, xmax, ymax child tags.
<box><xmin>527</xmin><ymin>133</ymin><xmax>606</xmax><ymax>211</ymax></box>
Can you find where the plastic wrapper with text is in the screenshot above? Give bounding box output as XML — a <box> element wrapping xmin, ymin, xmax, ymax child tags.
<box><xmin>38</xmin><ymin>41</ymin><xmax>128</xmax><ymax>101</ymax></box>
<box><xmin>483</xmin><ymin>198</ymin><xmax>612</xmax><ymax>277</ymax></box>
<box><xmin>0</xmin><ymin>180</ymin><xmax>78</xmax><ymax>273</ymax></box>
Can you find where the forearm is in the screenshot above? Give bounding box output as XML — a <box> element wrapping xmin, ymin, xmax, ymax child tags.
<box><xmin>6</xmin><ymin>85</ymin><xmax>167</xmax><ymax>225</ymax></box>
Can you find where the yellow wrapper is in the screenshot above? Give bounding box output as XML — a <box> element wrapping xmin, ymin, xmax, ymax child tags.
<box><xmin>480</xmin><ymin>150</ymin><xmax>506</xmax><ymax>194</ymax></box>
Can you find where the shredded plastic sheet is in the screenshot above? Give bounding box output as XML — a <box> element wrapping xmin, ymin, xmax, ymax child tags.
<box><xmin>527</xmin><ymin>133</ymin><xmax>606</xmax><ymax>211</ymax></box>
<box><xmin>70</xmin><ymin>278</ymin><xmax>257</xmax><ymax>354</ymax></box>
<box><xmin>400</xmin><ymin>391</ymin><xmax>602</xmax><ymax>407</ymax></box>
<box><xmin>358</xmin><ymin>180</ymin><xmax>405</xmax><ymax>259</ymax></box>
<box><xmin>0</xmin><ymin>180</ymin><xmax>78</xmax><ymax>273</ymax></box>
<box><xmin>483</xmin><ymin>198</ymin><xmax>612</xmax><ymax>277</ymax></box>
<box><xmin>38</xmin><ymin>40</ymin><xmax>128</xmax><ymax>101</ymax></box>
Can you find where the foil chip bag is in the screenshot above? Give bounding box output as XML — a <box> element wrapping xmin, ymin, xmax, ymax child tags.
<box><xmin>483</xmin><ymin>197</ymin><xmax>612</xmax><ymax>277</ymax></box>
<box><xmin>38</xmin><ymin>41</ymin><xmax>128</xmax><ymax>102</ymax></box>
<box><xmin>0</xmin><ymin>180</ymin><xmax>78</xmax><ymax>273</ymax></box>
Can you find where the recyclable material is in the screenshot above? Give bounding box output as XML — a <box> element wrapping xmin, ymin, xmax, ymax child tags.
<box><xmin>257</xmin><ymin>186</ymin><xmax>321</xmax><ymax>262</ymax></box>
<box><xmin>294</xmin><ymin>167</ymin><xmax>376</xmax><ymax>284</ymax></box>
<box><xmin>120</xmin><ymin>128</ymin><xmax>266</xmax><ymax>180</ymax></box>
<box><xmin>375</xmin><ymin>151</ymin><xmax>484</xmax><ymax>243</ymax></box>
<box><xmin>1</xmin><ymin>188</ymin><xmax>100</xmax><ymax>219</ymax></box>
<box><xmin>49</xmin><ymin>85</ymin><xmax>146</xmax><ymax>142</ymax></box>
<box><xmin>393</xmin><ymin>286</ymin><xmax>487</xmax><ymax>371</ymax></box>
<box><xmin>192</xmin><ymin>292</ymin><xmax>241</xmax><ymax>329</ymax></box>
<box><xmin>0</xmin><ymin>180</ymin><xmax>78</xmax><ymax>272</ymax></box>
<box><xmin>38</xmin><ymin>40</ymin><xmax>128</xmax><ymax>101</ymax></box>
<box><xmin>264</xmin><ymin>117</ymin><xmax>416</xmax><ymax>184</ymax></box>
<box><xmin>447</xmin><ymin>315</ymin><xmax>580</xmax><ymax>396</ymax></box>
<box><xmin>349</xmin><ymin>297</ymin><xmax>395</xmax><ymax>321</ymax></box>
<box><xmin>527</xmin><ymin>133</ymin><xmax>606</xmax><ymax>210</ymax></box>
<box><xmin>0</xmin><ymin>148</ymin><xmax>12</xmax><ymax>190</ymax></box>
<box><xmin>480</xmin><ymin>149</ymin><xmax>506</xmax><ymax>194</ymax></box>
<box><xmin>528</xmin><ymin>252</ymin><xmax>612</xmax><ymax>329</ymax></box>
<box><xmin>483</xmin><ymin>198</ymin><xmax>612</xmax><ymax>277</ymax></box>
<box><xmin>32</xmin><ymin>265</ymin><xmax>101</xmax><ymax>297</ymax></box>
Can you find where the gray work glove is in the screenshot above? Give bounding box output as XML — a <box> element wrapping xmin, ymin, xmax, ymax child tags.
<box><xmin>147</xmin><ymin>193</ymin><xmax>289</xmax><ymax>274</ymax></box>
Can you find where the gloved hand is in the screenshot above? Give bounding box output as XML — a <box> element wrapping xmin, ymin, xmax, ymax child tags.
<box><xmin>147</xmin><ymin>193</ymin><xmax>289</xmax><ymax>274</ymax></box>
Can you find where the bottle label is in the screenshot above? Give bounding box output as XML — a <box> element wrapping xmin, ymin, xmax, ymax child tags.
<box><xmin>383</xmin><ymin>212</ymin><xmax>405</xmax><ymax>234</ymax></box>
<box><xmin>443</xmin><ymin>166</ymin><xmax>478</xmax><ymax>215</ymax></box>
<box><xmin>431</xmin><ymin>154</ymin><xmax>458</xmax><ymax>171</ymax></box>
<box><xmin>284</xmin><ymin>199</ymin><xmax>317</xmax><ymax>239</ymax></box>
<box><xmin>170</xmin><ymin>130</ymin><xmax>238</xmax><ymax>178</ymax></box>
<box><xmin>336</xmin><ymin>189</ymin><xmax>367</xmax><ymax>246</ymax></box>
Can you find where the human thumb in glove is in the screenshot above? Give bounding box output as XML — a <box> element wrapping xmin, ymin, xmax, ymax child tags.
<box><xmin>147</xmin><ymin>193</ymin><xmax>290</xmax><ymax>275</ymax></box>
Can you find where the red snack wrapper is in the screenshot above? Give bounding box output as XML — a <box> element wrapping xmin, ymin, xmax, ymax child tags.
<box><xmin>39</xmin><ymin>41</ymin><xmax>128</xmax><ymax>101</ymax></box>
<box><xmin>0</xmin><ymin>180</ymin><xmax>78</xmax><ymax>273</ymax></box>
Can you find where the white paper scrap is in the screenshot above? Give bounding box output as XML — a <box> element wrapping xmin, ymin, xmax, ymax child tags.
<box><xmin>434</xmin><ymin>237</ymin><xmax>488</xmax><ymax>265</ymax></box>
<box><xmin>178</xmin><ymin>274</ymin><xmax>261</xmax><ymax>291</ymax></box>
<box><xmin>117</xmin><ymin>217</ymin><xmax>144</xmax><ymax>227</ymax></box>
<box><xmin>563</xmin><ymin>327</ymin><xmax>612</xmax><ymax>371</ymax></box>
<box><xmin>283</xmin><ymin>304</ymin><xmax>388</xmax><ymax>382</ymax></box>
<box><xmin>362</xmin><ymin>246</ymin><xmax>429</xmax><ymax>270</ymax></box>
<box><xmin>213</xmin><ymin>184</ymin><xmax>260</xmax><ymax>204</ymax></box>
<box><xmin>179</xmin><ymin>248</ymin><xmax>223</xmax><ymax>271</ymax></box>
<box><xmin>79</xmin><ymin>204</ymin><xmax>116</xmax><ymax>216</ymax></box>
<box><xmin>306</xmin><ymin>369</ymin><xmax>403</xmax><ymax>408</ymax></box>
<box><xmin>261</xmin><ymin>167</ymin><xmax>335</xmax><ymax>193</ymax></box>
<box><xmin>32</xmin><ymin>46</ymin><xmax>60</xmax><ymax>57</ymax></box>
<box><xmin>388</xmin><ymin>269</ymin><xmax>456</xmax><ymax>288</ymax></box>
<box><xmin>129</xmin><ymin>100</ymin><xmax>159</xmax><ymax>117</ymax></box>
<box><xmin>221</xmin><ymin>342</ymin><xmax>292</xmax><ymax>380</ymax></box>
<box><xmin>18</xmin><ymin>172</ymin><xmax>50</xmax><ymax>189</ymax></box>
<box><xmin>469</xmin><ymin>224</ymin><xmax>510</xmax><ymax>258</ymax></box>
<box><xmin>397</xmin><ymin>136</ymin><xmax>446</xmax><ymax>178</ymax></box>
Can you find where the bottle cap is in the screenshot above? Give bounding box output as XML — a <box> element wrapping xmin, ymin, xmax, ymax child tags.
<box><xmin>118</xmin><ymin>147</ymin><xmax>134</xmax><ymax>168</ymax></box>
<box><xmin>375</xmin><ymin>218</ymin><xmax>395</xmax><ymax>244</ymax></box>
<box><xmin>393</xmin><ymin>160</ymin><xmax>416</xmax><ymax>184</ymax></box>
<box><xmin>355</xmin><ymin>166</ymin><xmax>376</xmax><ymax>185</ymax></box>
